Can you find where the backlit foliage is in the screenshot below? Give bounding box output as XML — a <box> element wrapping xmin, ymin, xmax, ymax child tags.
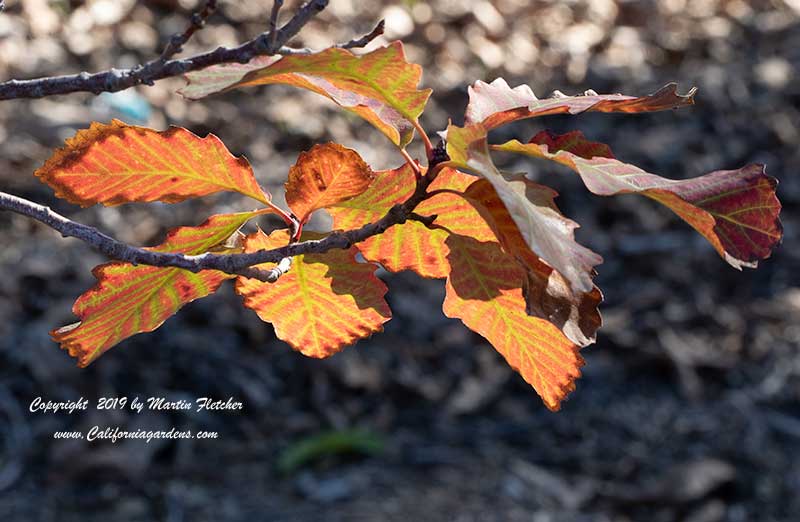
<box><xmin>38</xmin><ymin>42</ymin><xmax>782</xmax><ymax>410</ymax></box>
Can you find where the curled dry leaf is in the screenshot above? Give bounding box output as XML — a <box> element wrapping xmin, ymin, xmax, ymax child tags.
<box><xmin>495</xmin><ymin>130</ymin><xmax>783</xmax><ymax>268</ymax></box>
<box><xmin>466</xmin><ymin>78</ymin><xmax>696</xmax><ymax>129</ymax></box>
<box><xmin>447</xmin><ymin>123</ymin><xmax>602</xmax><ymax>293</ymax></box>
<box><xmin>462</xmin><ymin>179</ymin><xmax>602</xmax><ymax>347</ymax></box>
<box><xmin>35</xmin><ymin>120</ymin><xmax>270</xmax><ymax>207</ymax></box>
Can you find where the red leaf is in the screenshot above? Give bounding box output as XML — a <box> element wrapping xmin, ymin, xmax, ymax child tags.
<box><xmin>466</xmin><ymin>79</ymin><xmax>695</xmax><ymax>130</ymax></box>
<box><xmin>495</xmin><ymin>130</ymin><xmax>783</xmax><ymax>268</ymax></box>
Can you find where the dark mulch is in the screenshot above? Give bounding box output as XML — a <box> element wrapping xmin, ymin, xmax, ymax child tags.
<box><xmin>1</xmin><ymin>1</ymin><xmax>798</xmax><ymax>520</ymax></box>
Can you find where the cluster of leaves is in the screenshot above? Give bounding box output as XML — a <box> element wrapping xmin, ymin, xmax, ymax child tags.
<box><xmin>35</xmin><ymin>41</ymin><xmax>782</xmax><ymax>410</ymax></box>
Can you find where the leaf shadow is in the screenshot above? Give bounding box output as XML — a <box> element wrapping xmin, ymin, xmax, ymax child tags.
<box><xmin>306</xmin><ymin>252</ymin><xmax>392</xmax><ymax>318</ymax></box>
<box><xmin>443</xmin><ymin>234</ymin><xmax>523</xmax><ymax>302</ymax></box>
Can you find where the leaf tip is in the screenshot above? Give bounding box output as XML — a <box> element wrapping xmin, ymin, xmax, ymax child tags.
<box><xmin>51</xmin><ymin>322</ymin><xmax>96</xmax><ymax>368</ymax></box>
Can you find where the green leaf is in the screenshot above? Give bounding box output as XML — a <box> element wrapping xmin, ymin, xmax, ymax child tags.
<box><xmin>277</xmin><ymin>429</ymin><xmax>385</xmax><ymax>473</ymax></box>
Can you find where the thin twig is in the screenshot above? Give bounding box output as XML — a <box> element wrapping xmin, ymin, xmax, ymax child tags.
<box><xmin>160</xmin><ymin>0</ymin><xmax>219</xmax><ymax>61</ymax></box>
<box><xmin>268</xmin><ymin>19</ymin><xmax>386</xmax><ymax>54</ymax></box>
<box><xmin>268</xmin><ymin>0</ymin><xmax>284</xmax><ymax>53</ymax></box>
<box><xmin>338</xmin><ymin>20</ymin><xmax>385</xmax><ymax>49</ymax></box>
<box><xmin>414</xmin><ymin>120</ymin><xmax>434</xmax><ymax>162</ymax></box>
<box><xmin>399</xmin><ymin>148</ymin><xmax>422</xmax><ymax>180</ymax></box>
<box><xmin>408</xmin><ymin>212</ymin><xmax>437</xmax><ymax>228</ymax></box>
<box><xmin>0</xmin><ymin>0</ymin><xmax>330</xmax><ymax>100</ymax></box>
<box><xmin>0</xmin><ymin>171</ymin><xmax>436</xmax><ymax>281</ymax></box>
<box><xmin>425</xmin><ymin>187</ymin><xmax>466</xmax><ymax>199</ymax></box>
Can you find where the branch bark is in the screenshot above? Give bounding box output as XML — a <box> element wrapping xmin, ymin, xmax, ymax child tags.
<box><xmin>160</xmin><ymin>0</ymin><xmax>220</xmax><ymax>61</ymax></box>
<box><xmin>0</xmin><ymin>0</ymin><xmax>399</xmax><ymax>283</ymax></box>
<box><xmin>0</xmin><ymin>173</ymin><xmax>433</xmax><ymax>282</ymax></box>
<box><xmin>0</xmin><ymin>0</ymin><xmax>334</xmax><ymax>100</ymax></box>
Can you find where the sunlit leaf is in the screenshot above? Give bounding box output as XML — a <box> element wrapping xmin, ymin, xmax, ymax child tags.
<box><xmin>54</xmin><ymin>211</ymin><xmax>267</xmax><ymax>366</ymax></box>
<box><xmin>331</xmin><ymin>159</ymin><xmax>592</xmax><ymax>403</ymax></box>
<box><xmin>447</xmin><ymin>123</ymin><xmax>602</xmax><ymax>293</ymax></box>
<box><xmin>462</xmin><ymin>179</ymin><xmax>602</xmax><ymax>347</ymax></box>
<box><xmin>495</xmin><ymin>130</ymin><xmax>783</xmax><ymax>268</ymax></box>
<box><xmin>285</xmin><ymin>143</ymin><xmax>375</xmax><ymax>223</ymax></box>
<box><xmin>327</xmin><ymin>164</ymin><xmax>487</xmax><ymax>277</ymax></box>
<box><xmin>466</xmin><ymin>78</ymin><xmax>695</xmax><ymax>129</ymax></box>
<box><xmin>35</xmin><ymin>120</ymin><xmax>270</xmax><ymax>207</ymax></box>
<box><xmin>235</xmin><ymin>229</ymin><xmax>391</xmax><ymax>357</ymax></box>
<box><xmin>443</xmin><ymin>234</ymin><xmax>583</xmax><ymax>411</ymax></box>
<box><xmin>180</xmin><ymin>42</ymin><xmax>432</xmax><ymax>147</ymax></box>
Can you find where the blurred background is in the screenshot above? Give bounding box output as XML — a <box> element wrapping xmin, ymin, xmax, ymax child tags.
<box><xmin>1</xmin><ymin>0</ymin><xmax>799</xmax><ymax>520</ymax></box>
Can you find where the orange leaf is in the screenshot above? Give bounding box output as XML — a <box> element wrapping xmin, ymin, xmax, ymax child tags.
<box><xmin>180</xmin><ymin>42</ymin><xmax>432</xmax><ymax>147</ymax></box>
<box><xmin>235</xmin><ymin>229</ymin><xmax>391</xmax><ymax>357</ymax></box>
<box><xmin>328</xmin><ymin>162</ymin><xmax>596</xmax><ymax>408</ymax></box>
<box><xmin>285</xmin><ymin>143</ymin><xmax>375</xmax><ymax>223</ymax></box>
<box><xmin>327</xmin><ymin>164</ymin><xmax>489</xmax><ymax>277</ymax></box>
<box><xmin>466</xmin><ymin>79</ymin><xmax>695</xmax><ymax>130</ymax></box>
<box><xmin>35</xmin><ymin>120</ymin><xmax>270</xmax><ymax>207</ymax></box>
<box><xmin>462</xmin><ymin>179</ymin><xmax>602</xmax><ymax>347</ymax></box>
<box><xmin>54</xmin><ymin>210</ymin><xmax>266</xmax><ymax>366</ymax></box>
<box><xmin>495</xmin><ymin>130</ymin><xmax>783</xmax><ymax>268</ymax></box>
<box><xmin>443</xmin><ymin>234</ymin><xmax>584</xmax><ymax>411</ymax></box>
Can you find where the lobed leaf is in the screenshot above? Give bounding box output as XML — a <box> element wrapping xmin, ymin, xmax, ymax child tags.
<box><xmin>53</xmin><ymin>211</ymin><xmax>267</xmax><ymax>367</ymax></box>
<box><xmin>495</xmin><ymin>130</ymin><xmax>783</xmax><ymax>268</ymax></box>
<box><xmin>466</xmin><ymin>78</ymin><xmax>695</xmax><ymax>130</ymax></box>
<box><xmin>235</xmin><ymin>229</ymin><xmax>391</xmax><ymax>358</ymax></box>
<box><xmin>446</xmin><ymin>124</ymin><xmax>602</xmax><ymax>293</ymax></box>
<box><xmin>443</xmin><ymin>234</ymin><xmax>584</xmax><ymax>411</ymax></box>
<box><xmin>180</xmin><ymin>42</ymin><xmax>432</xmax><ymax>147</ymax></box>
<box><xmin>35</xmin><ymin>120</ymin><xmax>270</xmax><ymax>207</ymax></box>
<box><xmin>285</xmin><ymin>143</ymin><xmax>375</xmax><ymax>223</ymax></box>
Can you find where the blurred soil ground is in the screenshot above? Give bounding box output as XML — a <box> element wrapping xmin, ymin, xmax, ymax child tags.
<box><xmin>0</xmin><ymin>0</ymin><xmax>799</xmax><ymax>520</ymax></box>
